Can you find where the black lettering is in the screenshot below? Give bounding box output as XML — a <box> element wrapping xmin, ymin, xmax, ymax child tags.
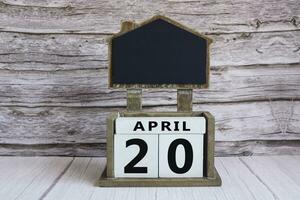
<box><xmin>168</xmin><ymin>139</ymin><xmax>193</xmax><ymax>174</ymax></box>
<box><xmin>183</xmin><ymin>121</ymin><xmax>191</xmax><ymax>131</ymax></box>
<box><xmin>124</xmin><ymin>139</ymin><xmax>148</xmax><ymax>173</ymax></box>
<box><xmin>133</xmin><ymin>121</ymin><xmax>145</xmax><ymax>131</ymax></box>
<box><xmin>174</xmin><ymin>121</ymin><xmax>180</xmax><ymax>131</ymax></box>
<box><xmin>149</xmin><ymin>121</ymin><xmax>158</xmax><ymax>131</ymax></box>
<box><xmin>162</xmin><ymin>121</ymin><xmax>171</xmax><ymax>131</ymax></box>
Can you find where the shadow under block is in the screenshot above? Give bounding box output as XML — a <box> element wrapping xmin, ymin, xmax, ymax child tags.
<box><xmin>98</xmin><ymin>111</ymin><xmax>222</xmax><ymax>187</ymax></box>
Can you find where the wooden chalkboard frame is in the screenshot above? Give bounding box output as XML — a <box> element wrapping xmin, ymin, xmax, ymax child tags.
<box><xmin>108</xmin><ymin>15</ymin><xmax>213</xmax><ymax>89</ymax></box>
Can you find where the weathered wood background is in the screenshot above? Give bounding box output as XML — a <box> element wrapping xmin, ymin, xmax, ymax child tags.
<box><xmin>0</xmin><ymin>0</ymin><xmax>299</xmax><ymax>156</ymax></box>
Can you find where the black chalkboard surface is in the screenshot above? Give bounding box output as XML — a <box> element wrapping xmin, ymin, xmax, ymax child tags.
<box><xmin>109</xmin><ymin>16</ymin><xmax>211</xmax><ymax>88</ymax></box>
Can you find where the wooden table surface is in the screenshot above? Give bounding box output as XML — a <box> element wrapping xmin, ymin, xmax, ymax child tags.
<box><xmin>0</xmin><ymin>156</ymin><xmax>299</xmax><ymax>200</ymax></box>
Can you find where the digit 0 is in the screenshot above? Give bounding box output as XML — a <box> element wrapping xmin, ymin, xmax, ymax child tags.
<box><xmin>168</xmin><ymin>139</ymin><xmax>193</xmax><ymax>174</ymax></box>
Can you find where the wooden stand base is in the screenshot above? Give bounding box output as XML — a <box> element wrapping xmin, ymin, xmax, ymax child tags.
<box><xmin>98</xmin><ymin>167</ymin><xmax>222</xmax><ymax>187</ymax></box>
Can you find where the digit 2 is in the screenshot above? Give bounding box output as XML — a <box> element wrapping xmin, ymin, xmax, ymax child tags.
<box><xmin>124</xmin><ymin>138</ymin><xmax>148</xmax><ymax>173</ymax></box>
<box><xmin>168</xmin><ymin>138</ymin><xmax>193</xmax><ymax>174</ymax></box>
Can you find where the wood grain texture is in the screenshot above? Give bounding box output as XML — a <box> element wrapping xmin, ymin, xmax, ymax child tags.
<box><xmin>0</xmin><ymin>64</ymin><xmax>298</xmax><ymax>107</ymax></box>
<box><xmin>44</xmin><ymin>157</ymin><xmax>106</xmax><ymax>200</ymax></box>
<box><xmin>0</xmin><ymin>101</ymin><xmax>299</xmax><ymax>144</ymax></box>
<box><xmin>41</xmin><ymin>156</ymin><xmax>299</xmax><ymax>200</ymax></box>
<box><xmin>0</xmin><ymin>156</ymin><xmax>298</xmax><ymax>199</ymax></box>
<box><xmin>1</xmin><ymin>140</ymin><xmax>300</xmax><ymax>157</ymax></box>
<box><xmin>0</xmin><ymin>0</ymin><xmax>299</xmax><ymax>34</ymax></box>
<box><xmin>241</xmin><ymin>156</ymin><xmax>300</xmax><ymax>199</ymax></box>
<box><xmin>1</xmin><ymin>31</ymin><xmax>299</xmax><ymax>69</ymax></box>
<box><xmin>0</xmin><ymin>157</ymin><xmax>72</xmax><ymax>199</ymax></box>
<box><xmin>0</xmin><ymin>143</ymin><xmax>106</xmax><ymax>156</ymax></box>
<box><xmin>0</xmin><ymin>0</ymin><xmax>299</xmax><ymax>156</ymax></box>
<box><xmin>0</xmin><ymin>100</ymin><xmax>299</xmax><ymax>156</ymax></box>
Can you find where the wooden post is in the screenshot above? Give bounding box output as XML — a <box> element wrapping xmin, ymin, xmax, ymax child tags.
<box><xmin>177</xmin><ymin>89</ymin><xmax>193</xmax><ymax>112</ymax></box>
<box><xmin>127</xmin><ymin>89</ymin><xmax>142</xmax><ymax>111</ymax></box>
<box><xmin>121</xmin><ymin>21</ymin><xmax>143</xmax><ymax>112</ymax></box>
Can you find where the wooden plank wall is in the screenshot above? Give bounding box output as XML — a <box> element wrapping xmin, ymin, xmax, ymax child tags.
<box><xmin>0</xmin><ymin>0</ymin><xmax>299</xmax><ymax>156</ymax></box>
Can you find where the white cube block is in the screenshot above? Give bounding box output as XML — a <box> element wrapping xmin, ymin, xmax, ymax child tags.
<box><xmin>114</xmin><ymin>134</ymin><xmax>158</xmax><ymax>178</ymax></box>
<box><xmin>115</xmin><ymin>117</ymin><xmax>206</xmax><ymax>134</ymax></box>
<box><xmin>159</xmin><ymin>134</ymin><xmax>204</xmax><ymax>178</ymax></box>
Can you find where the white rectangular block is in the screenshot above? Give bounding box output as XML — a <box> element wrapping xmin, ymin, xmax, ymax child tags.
<box><xmin>159</xmin><ymin>134</ymin><xmax>204</xmax><ymax>178</ymax></box>
<box><xmin>114</xmin><ymin>134</ymin><xmax>158</xmax><ymax>178</ymax></box>
<box><xmin>115</xmin><ymin>117</ymin><xmax>206</xmax><ymax>134</ymax></box>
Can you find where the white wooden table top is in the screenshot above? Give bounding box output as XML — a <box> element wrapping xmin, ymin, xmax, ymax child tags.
<box><xmin>0</xmin><ymin>156</ymin><xmax>299</xmax><ymax>200</ymax></box>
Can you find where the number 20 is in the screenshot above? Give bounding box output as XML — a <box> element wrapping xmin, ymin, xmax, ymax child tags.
<box><xmin>124</xmin><ymin>138</ymin><xmax>194</xmax><ymax>174</ymax></box>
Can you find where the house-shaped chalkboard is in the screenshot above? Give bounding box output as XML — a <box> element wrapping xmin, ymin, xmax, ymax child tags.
<box><xmin>109</xmin><ymin>15</ymin><xmax>212</xmax><ymax>88</ymax></box>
